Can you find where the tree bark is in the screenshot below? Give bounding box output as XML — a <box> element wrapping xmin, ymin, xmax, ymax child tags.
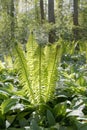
<box><xmin>40</xmin><ymin>0</ymin><xmax>44</xmax><ymax>23</ymax></box>
<box><xmin>10</xmin><ymin>0</ymin><xmax>15</xmax><ymax>41</ymax></box>
<box><xmin>73</xmin><ymin>0</ymin><xmax>79</xmax><ymax>41</ymax></box>
<box><xmin>48</xmin><ymin>0</ymin><xmax>55</xmax><ymax>43</ymax></box>
<box><xmin>35</xmin><ymin>0</ymin><xmax>40</xmax><ymax>23</ymax></box>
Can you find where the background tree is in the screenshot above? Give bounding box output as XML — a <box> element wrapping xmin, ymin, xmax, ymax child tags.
<box><xmin>0</xmin><ymin>0</ymin><xmax>16</xmax><ymax>54</ymax></box>
<box><xmin>55</xmin><ymin>0</ymin><xmax>73</xmax><ymax>40</ymax></box>
<box><xmin>48</xmin><ymin>0</ymin><xmax>55</xmax><ymax>43</ymax></box>
<box><xmin>0</xmin><ymin>0</ymin><xmax>87</xmax><ymax>57</ymax></box>
<box><xmin>10</xmin><ymin>0</ymin><xmax>15</xmax><ymax>43</ymax></box>
<box><xmin>40</xmin><ymin>0</ymin><xmax>44</xmax><ymax>23</ymax></box>
<box><xmin>79</xmin><ymin>0</ymin><xmax>87</xmax><ymax>40</ymax></box>
<box><xmin>73</xmin><ymin>0</ymin><xmax>79</xmax><ymax>41</ymax></box>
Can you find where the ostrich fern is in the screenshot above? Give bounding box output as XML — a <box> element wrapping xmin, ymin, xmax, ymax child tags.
<box><xmin>79</xmin><ymin>41</ymin><xmax>87</xmax><ymax>63</ymax></box>
<box><xmin>14</xmin><ymin>34</ymin><xmax>62</xmax><ymax>105</ymax></box>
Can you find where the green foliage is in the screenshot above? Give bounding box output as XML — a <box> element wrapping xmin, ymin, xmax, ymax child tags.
<box><xmin>15</xmin><ymin>43</ymin><xmax>35</xmax><ymax>104</ymax></box>
<box><xmin>30</xmin><ymin>119</ymin><xmax>40</xmax><ymax>130</ymax></box>
<box><xmin>47</xmin><ymin>109</ymin><xmax>56</xmax><ymax>126</ymax></box>
<box><xmin>0</xmin><ymin>39</ymin><xmax>87</xmax><ymax>129</ymax></box>
<box><xmin>79</xmin><ymin>41</ymin><xmax>87</xmax><ymax>63</ymax></box>
<box><xmin>1</xmin><ymin>98</ymin><xmax>18</xmax><ymax>114</ymax></box>
<box><xmin>0</xmin><ymin>0</ymin><xmax>87</xmax><ymax>129</ymax></box>
<box><xmin>14</xmin><ymin>34</ymin><xmax>62</xmax><ymax>104</ymax></box>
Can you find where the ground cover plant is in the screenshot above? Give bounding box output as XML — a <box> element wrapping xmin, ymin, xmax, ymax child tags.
<box><xmin>0</xmin><ymin>0</ymin><xmax>87</xmax><ymax>130</ymax></box>
<box><xmin>0</xmin><ymin>35</ymin><xmax>87</xmax><ymax>130</ymax></box>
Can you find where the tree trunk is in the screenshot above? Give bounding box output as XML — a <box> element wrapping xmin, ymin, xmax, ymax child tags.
<box><xmin>58</xmin><ymin>0</ymin><xmax>63</xmax><ymax>23</ymax></box>
<box><xmin>35</xmin><ymin>0</ymin><xmax>40</xmax><ymax>23</ymax></box>
<box><xmin>48</xmin><ymin>0</ymin><xmax>55</xmax><ymax>43</ymax></box>
<box><xmin>73</xmin><ymin>0</ymin><xmax>79</xmax><ymax>41</ymax></box>
<box><xmin>40</xmin><ymin>0</ymin><xmax>44</xmax><ymax>23</ymax></box>
<box><xmin>10</xmin><ymin>0</ymin><xmax>15</xmax><ymax>41</ymax></box>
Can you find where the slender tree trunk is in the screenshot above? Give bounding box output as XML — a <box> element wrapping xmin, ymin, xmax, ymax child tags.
<box><xmin>35</xmin><ymin>0</ymin><xmax>40</xmax><ymax>23</ymax></box>
<box><xmin>73</xmin><ymin>0</ymin><xmax>79</xmax><ymax>41</ymax></box>
<box><xmin>48</xmin><ymin>0</ymin><xmax>55</xmax><ymax>43</ymax></box>
<box><xmin>40</xmin><ymin>0</ymin><xmax>44</xmax><ymax>23</ymax></box>
<box><xmin>10</xmin><ymin>0</ymin><xmax>15</xmax><ymax>41</ymax></box>
<box><xmin>58</xmin><ymin>0</ymin><xmax>63</xmax><ymax>23</ymax></box>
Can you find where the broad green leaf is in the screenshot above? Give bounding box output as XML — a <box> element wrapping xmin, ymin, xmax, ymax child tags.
<box><xmin>79</xmin><ymin>123</ymin><xmax>87</xmax><ymax>130</ymax></box>
<box><xmin>30</xmin><ymin>119</ymin><xmax>40</xmax><ymax>130</ymax></box>
<box><xmin>59</xmin><ymin>126</ymin><xmax>73</xmax><ymax>130</ymax></box>
<box><xmin>53</xmin><ymin>103</ymin><xmax>66</xmax><ymax>117</ymax></box>
<box><xmin>0</xmin><ymin>110</ymin><xmax>5</xmax><ymax>129</ymax></box>
<box><xmin>0</xmin><ymin>93</ymin><xmax>9</xmax><ymax>99</ymax></box>
<box><xmin>1</xmin><ymin>98</ymin><xmax>18</xmax><ymax>114</ymax></box>
<box><xmin>6</xmin><ymin>115</ymin><xmax>16</xmax><ymax>127</ymax></box>
<box><xmin>7</xmin><ymin>128</ymin><xmax>24</xmax><ymax>130</ymax></box>
<box><xmin>0</xmin><ymin>87</ymin><xmax>11</xmax><ymax>95</ymax></box>
<box><xmin>19</xmin><ymin>117</ymin><xmax>28</xmax><ymax>127</ymax></box>
<box><xmin>47</xmin><ymin>109</ymin><xmax>56</xmax><ymax>126</ymax></box>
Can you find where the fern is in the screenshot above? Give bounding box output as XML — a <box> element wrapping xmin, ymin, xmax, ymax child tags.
<box><xmin>14</xmin><ymin>44</ymin><xmax>36</xmax><ymax>104</ymax></box>
<box><xmin>79</xmin><ymin>41</ymin><xmax>87</xmax><ymax>63</ymax></box>
<box><xmin>44</xmin><ymin>44</ymin><xmax>61</xmax><ymax>102</ymax></box>
<box><xmin>26</xmin><ymin>34</ymin><xmax>42</xmax><ymax>103</ymax></box>
<box><xmin>14</xmin><ymin>34</ymin><xmax>62</xmax><ymax>105</ymax></box>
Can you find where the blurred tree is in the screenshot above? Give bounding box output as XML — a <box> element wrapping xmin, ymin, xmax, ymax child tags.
<box><xmin>73</xmin><ymin>0</ymin><xmax>79</xmax><ymax>41</ymax></box>
<box><xmin>0</xmin><ymin>0</ymin><xmax>16</xmax><ymax>53</ymax></box>
<box><xmin>10</xmin><ymin>0</ymin><xmax>15</xmax><ymax>42</ymax></box>
<box><xmin>34</xmin><ymin>0</ymin><xmax>40</xmax><ymax>23</ymax></box>
<box><xmin>48</xmin><ymin>0</ymin><xmax>55</xmax><ymax>43</ymax></box>
<box><xmin>79</xmin><ymin>0</ymin><xmax>87</xmax><ymax>40</ymax></box>
<box><xmin>0</xmin><ymin>0</ymin><xmax>87</xmax><ymax>57</ymax></box>
<box><xmin>40</xmin><ymin>0</ymin><xmax>44</xmax><ymax>23</ymax></box>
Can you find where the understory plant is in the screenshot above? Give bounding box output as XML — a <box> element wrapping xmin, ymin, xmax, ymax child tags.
<box><xmin>14</xmin><ymin>34</ymin><xmax>62</xmax><ymax>105</ymax></box>
<box><xmin>79</xmin><ymin>41</ymin><xmax>87</xmax><ymax>63</ymax></box>
<box><xmin>0</xmin><ymin>39</ymin><xmax>87</xmax><ymax>129</ymax></box>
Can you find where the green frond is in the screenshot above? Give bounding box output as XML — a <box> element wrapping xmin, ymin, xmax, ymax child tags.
<box><xmin>14</xmin><ymin>34</ymin><xmax>62</xmax><ymax>105</ymax></box>
<box><xmin>43</xmin><ymin>44</ymin><xmax>62</xmax><ymax>102</ymax></box>
<box><xmin>26</xmin><ymin>34</ymin><xmax>42</xmax><ymax>103</ymax></box>
<box><xmin>14</xmin><ymin>44</ymin><xmax>36</xmax><ymax>104</ymax></box>
<box><xmin>79</xmin><ymin>41</ymin><xmax>87</xmax><ymax>62</ymax></box>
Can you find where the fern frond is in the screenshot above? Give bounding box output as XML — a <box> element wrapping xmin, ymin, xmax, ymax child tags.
<box><xmin>14</xmin><ymin>44</ymin><xmax>36</xmax><ymax>104</ymax></box>
<box><xmin>14</xmin><ymin>34</ymin><xmax>62</xmax><ymax>105</ymax></box>
<box><xmin>26</xmin><ymin>34</ymin><xmax>42</xmax><ymax>103</ymax></box>
<box><xmin>80</xmin><ymin>41</ymin><xmax>87</xmax><ymax>63</ymax></box>
<box><xmin>43</xmin><ymin>44</ymin><xmax>62</xmax><ymax>102</ymax></box>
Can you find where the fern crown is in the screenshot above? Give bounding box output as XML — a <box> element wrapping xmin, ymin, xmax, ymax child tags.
<box><xmin>15</xmin><ymin>34</ymin><xmax>62</xmax><ymax>105</ymax></box>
